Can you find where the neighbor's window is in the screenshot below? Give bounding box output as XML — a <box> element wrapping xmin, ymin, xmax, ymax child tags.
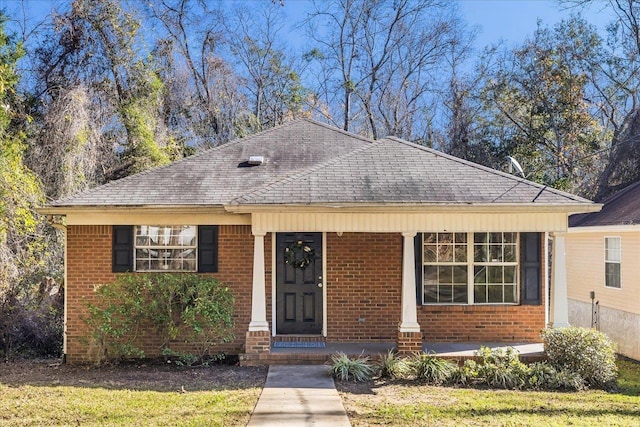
<box><xmin>422</xmin><ymin>232</ymin><xmax>518</xmax><ymax>304</ymax></box>
<box><xmin>134</xmin><ymin>226</ymin><xmax>197</xmax><ymax>272</ymax></box>
<box><xmin>604</xmin><ymin>236</ymin><xmax>621</xmax><ymax>289</ymax></box>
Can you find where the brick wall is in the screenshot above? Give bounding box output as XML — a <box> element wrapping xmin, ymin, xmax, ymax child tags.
<box><xmin>66</xmin><ymin>226</ymin><xmax>545</xmax><ymax>362</ymax></box>
<box><xmin>325</xmin><ymin>233</ymin><xmax>402</xmax><ymax>342</ymax></box>
<box><xmin>418</xmin><ymin>304</ymin><xmax>545</xmax><ymax>342</ymax></box>
<box><xmin>324</xmin><ymin>232</ymin><xmax>545</xmax><ymax>344</ymax></box>
<box><xmin>65</xmin><ymin>224</ymin><xmax>266</xmax><ymax>363</ymax></box>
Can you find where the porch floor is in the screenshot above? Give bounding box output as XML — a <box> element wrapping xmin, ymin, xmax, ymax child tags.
<box><xmin>243</xmin><ymin>341</ymin><xmax>546</xmax><ymax>365</ymax></box>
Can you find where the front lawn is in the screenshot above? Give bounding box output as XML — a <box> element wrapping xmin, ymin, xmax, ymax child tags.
<box><xmin>337</xmin><ymin>359</ymin><xmax>640</xmax><ymax>426</ymax></box>
<box><xmin>0</xmin><ymin>360</ymin><xmax>266</xmax><ymax>427</ymax></box>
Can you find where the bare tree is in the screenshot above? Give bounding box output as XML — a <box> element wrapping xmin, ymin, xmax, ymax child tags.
<box><xmin>306</xmin><ymin>0</ymin><xmax>460</xmax><ymax>140</ymax></box>
<box><xmin>224</xmin><ymin>3</ymin><xmax>308</xmax><ymax>130</ymax></box>
<box><xmin>148</xmin><ymin>0</ymin><xmax>248</xmax><ymax>148</ymax></box>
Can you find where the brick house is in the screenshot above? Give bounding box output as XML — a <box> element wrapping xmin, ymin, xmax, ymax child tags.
<box><xmin>42</xmin><ymin>119</ymin><xmax>599</xmax><ymax>363</ymax></box>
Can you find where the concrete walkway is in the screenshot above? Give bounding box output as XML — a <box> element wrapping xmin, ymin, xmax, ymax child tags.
<box><xmin>247</xmin><ymin>365</ymin><xmax>351</xmax><ymax>427</ymax></box>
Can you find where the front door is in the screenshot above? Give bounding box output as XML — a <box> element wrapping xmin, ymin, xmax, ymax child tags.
<box><xmin>276</xmin><ymin>232</ymin><xmax>323</xmax><ymax>334</ymax></box>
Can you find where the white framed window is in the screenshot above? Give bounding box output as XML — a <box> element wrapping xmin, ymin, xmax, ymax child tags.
<box><xmin>604</xmin><ymin>236</ymin><xmax>621</xmax><ymax>289</ymax></box>
<box><xmin>422</xmin><ymin>232</ymin><xmax>519</xmax><ymax>305</ymax></box>
<box><xmin>423</xmin><ymin>233</ymin><xmax>469</xmax><ymax>303</ymax></box>
<box><xmin>134</xmin><ymin>225</ymin><xmax>197</xmax><ymax>272</ymax></box>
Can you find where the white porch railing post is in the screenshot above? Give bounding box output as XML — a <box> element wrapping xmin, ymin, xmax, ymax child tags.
<box><xmin>248</xmin><ymin>231</ymin><xmax>269</xmax><ymax>332</ymax></box>
<box><xmin>400</xmin><ymin>231</ymin><xmax>421</xmax><ymax>332</ymax></box>
<box><xmin>551</xmin><ymin>232</ymin><xmax>570</xmax><ymax>328</ymax></box>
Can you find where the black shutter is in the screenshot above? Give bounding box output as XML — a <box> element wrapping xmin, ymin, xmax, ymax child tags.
<box><xmin>414</xmin><ymin>233</ymin><xmax>423</xmax><ymax>305</ymax></box>
<box><xmin>112</xmin><ymin>225</ymin><xmax>133</xmax><ymax>273</ymax></box>
<box><xmin>520</xmin><ymin>232</ymin><xmax>542</xmax><ymax>305</ymax></box>
<box><xmin>198</xmin><ymin>225</ymin><xmax>219</xmax><ymax>273</ymax></box>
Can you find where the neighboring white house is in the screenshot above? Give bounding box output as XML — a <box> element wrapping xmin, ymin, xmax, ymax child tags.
<box><xmin>567</xmin><ymin>181</ymin><xmax>640</xmax><ymax>361</ymax></box>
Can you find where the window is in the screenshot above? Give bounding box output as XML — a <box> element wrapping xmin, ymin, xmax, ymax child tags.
<box><xmin>421</xmin><ymin>232</ymin><xmax>519</xmax><ymax>305</ymax></box>
<box><xmin>112</xmin><ymin>225</ymin><xmax>218</xmax><ymax>273</ymax></box>
<box><xmin>423</xmin><ymin>233</ymin><xmax>468</xmax><ymax>303</ymax></box>
<box><xmin>135</xmin><ymin>226</ymin><xmax>197</xmax><ymax>271</ymax></box>
<box><xmin>604</xmin><ymin>237</ymin><xmax>621</xmax><ymax>288</ymax></box>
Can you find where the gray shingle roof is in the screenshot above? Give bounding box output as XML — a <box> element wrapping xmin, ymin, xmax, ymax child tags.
<box><xmin>49</xmin><ymin>118</ymin><xmax>593</xmax><ymax>209</ymax></box>
<box><xmin>231</xmin><ymin>136</ymin><xmax>591</xmax><ymax>206</ymax></box>
<box><xmin>50</xmin><ymin>119</ymin><xmax>372</xmax><ymax>207</ymax></box>
<box><xmin>570</xmin><ymin>181</ymin><xmax>640</xmax><ymax>227</ymax></box>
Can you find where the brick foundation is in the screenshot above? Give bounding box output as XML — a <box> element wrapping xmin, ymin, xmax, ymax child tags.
<box><xmin>397</xmin><ymin>330</ymin><xmax>422</xmax><ymax>354</ymax></box>
<box><xmin>244</xmin><ymin>330</ymin><xmax>271</xmax><ymax>354</ymax></box>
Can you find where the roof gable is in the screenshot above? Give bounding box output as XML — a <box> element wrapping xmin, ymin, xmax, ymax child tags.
<box><xmin>570</xmin><ymin>181</ymin><xmax>640</xmax><ymax>227</ymax></box>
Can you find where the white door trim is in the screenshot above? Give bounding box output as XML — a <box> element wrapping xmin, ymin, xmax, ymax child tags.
<box><xmin>271</xmin><ymin>232</ymin><xmax>327</xmax><ymax>336</ymax></box>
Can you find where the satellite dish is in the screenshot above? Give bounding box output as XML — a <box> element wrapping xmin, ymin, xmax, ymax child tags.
<box><xmin>507</xmin><ymin>156</ymin><xmax>525</xmax><ymax>178</ymax></box>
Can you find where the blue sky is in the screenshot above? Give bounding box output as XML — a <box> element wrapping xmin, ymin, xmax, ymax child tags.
<box><xmin>3</xmin><ymin>0</ymin><xmax>617</xmax><ymax>50</ymax></box>
<box><xmin>457</xmin><ymin>0</ymin><xmax>615</xmax><ymax>48</ymax></box>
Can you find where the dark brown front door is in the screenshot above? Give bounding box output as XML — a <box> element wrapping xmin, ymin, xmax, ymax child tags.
<box><xmin>276</xmin><ymin>232</ymin><xmax>323</xmax><ymax>334</ymax></box>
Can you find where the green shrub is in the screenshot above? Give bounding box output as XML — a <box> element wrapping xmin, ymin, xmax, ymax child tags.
<box><xmin>408</xmin><ymin>352</ymin><xmax>457</xmax><ymax>385</ymax></box>
<box><xmin>542</xmin><ymin>327</ymin><xmax>617</xmax><ymax>389</ymax></box>
<box><xmin>377</xmin><ymin>349</ymin><xmax>410</xmax><ymax>379</ymax></box>
<box><xmin>450</xmin><ymin>359</ymin><xmax>479</xmax><ymax>386</ymax></box>
<box><xmin>86</xmin><ymin>273</ymin><xmax>235</xmax><ymax>364</ymax></box>
<box><xmin>472</xmin><ymin>346</ymin><xmax>529</xmax><ymax>389</ymax></box>
<box><xmin>554</xmin><ymin>368</ymin><xmax>587</xmax><ymax>391</ymax></box>
<box><xmin>329</xmin><ymin>352</ymin><xmax>375</xmax><ymax>381</ymax></box>
<box><xmin>527</xmin><ymin>361</ymin><xmax>559</xmax><ymax>390</ymax></box>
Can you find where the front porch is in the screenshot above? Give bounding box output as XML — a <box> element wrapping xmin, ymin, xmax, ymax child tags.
<box><xmin>240</xmin><ymin>341</ymin><xmax>546</xmax><ymax>366</ymax></box>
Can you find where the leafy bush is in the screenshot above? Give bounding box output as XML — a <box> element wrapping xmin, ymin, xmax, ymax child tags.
<box><xmin>474</xmin><ymin>346</ymin><xmax>529</xmax><ymax>389</ymax></box>
<box><xmin>527</xmin><ymin>361</ymin><xmax>558</xmax><ymax>390</ymax></box>
<box><xmin>450</xmin><ymin>359</ymin><xmax>478</xmax><ymax>386</ymax></box>
<box><xmin>554</xmin><ymin>368</ymin><xmax>587</xmax><ymax>391</ymax></box>
<box><xmin>377</xmin><ymin>349</ymin><xmax>410</xmax><ymax>379</ymax></box>
<box><xmin>86</xmin><ymin>273</ymin><xmax>234</xmax><ymax>364</ymax></box>
<box><xmin>542</xmin><ymin>327</ymin><xmax>617</xmax><ymax>389</ymax></box>
<box><xmin>408</xmin><ymin>352</ymin><xmax>457</xmax><ymax>385</ymax></box>
<box><xmin>329</xmin><ymin>352</ymin><xmax>375</xmax><ymax>381</ymax></box>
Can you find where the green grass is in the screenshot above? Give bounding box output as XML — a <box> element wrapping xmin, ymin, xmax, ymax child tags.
<box><xmin>339</xmin><ymin>359</ymin><xmax>640</xmax><ymax>426</ymax></box>
<box><xmin>0</xmin><ymin>362</ymin><xmax>265</xmax><ymax>427</ymax></box>
<box><xmin>0</xmin><ymin>385</ymin><xmax>261</xmax><ymax>426</ymax></box>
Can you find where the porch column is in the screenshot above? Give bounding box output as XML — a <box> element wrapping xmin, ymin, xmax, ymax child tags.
<box><xmin>398</xmin><ymin>232</ymin><xmax>422</xmax><ymax>354</ymax></box>
<box><xmin>248</xmin><ymin>231</ymin><xmax>269</xmax><ymax>332</ymax></box>
<box><xmin>550</xmin><ymin>232</ymin><xmax>570</xmax><ymax>328</ymax></box>
<box><xmin>400</xmin><ymin>232</ymin><xmax>420</xmax><ymax>332</ymax></box>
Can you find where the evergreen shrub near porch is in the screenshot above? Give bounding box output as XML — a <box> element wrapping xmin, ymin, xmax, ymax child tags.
<box><xmin>86</xmin><ymin>273</ymin><xmax>234</xmax><ymax>364</ymax></box>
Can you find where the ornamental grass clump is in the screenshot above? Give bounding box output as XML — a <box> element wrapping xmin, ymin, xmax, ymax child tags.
<box><xmin>542</xmin><ymin>326</ymin><xmax>617</xmax><ymax>389</ymax></box>
<box><xmin>377</xmin><ymin>349</ymin><xmax>410</xmax><ymax>379</ymax></box>
<box><xmin>408</xmin><ymin>352</ymin><xmax>457</xmax><ymax>385</ymax></box>
<box><xmin>329</xmin><ymin>352</ymin><xmax>375</xmax><ymax>381</ymax></box>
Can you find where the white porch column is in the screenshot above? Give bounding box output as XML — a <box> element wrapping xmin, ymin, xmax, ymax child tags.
<box><xmin>248</xmin><ymin>231</ymin><xmax>269</xmax><ymax>332</ymax></box>
<box><xmin>550</xmin><ymin>232</ymin><xmax>570</xmax><ymax>328</ymax></box>
<box><xmin>400</xmin><ymin>231</ymin><xmax>421</xmax><ymax>332</ymax></box>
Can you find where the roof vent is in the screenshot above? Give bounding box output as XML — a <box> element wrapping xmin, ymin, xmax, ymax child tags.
<box><xmin>248</xmin><ymin>156</ymin><xmax>264</xmax><ymax>166</ymax></box>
